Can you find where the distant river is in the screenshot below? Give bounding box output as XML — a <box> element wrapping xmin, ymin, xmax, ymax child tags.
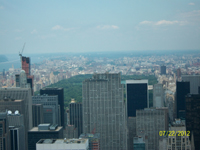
<box><xmin>0</xmin><ymin>54</ymin><xmax>44</xmax><ymax>71</ymax></box>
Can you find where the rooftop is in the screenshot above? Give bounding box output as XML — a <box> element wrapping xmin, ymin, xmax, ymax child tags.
<box><xmin>29</xmin><ymin>126</ymin><xmax>62</xmax><ymax>132</ymax></box>
<box><xmin>37</xmin><ymin>138</ymin><xmax>88</xmax><ymax>144</ymax></box>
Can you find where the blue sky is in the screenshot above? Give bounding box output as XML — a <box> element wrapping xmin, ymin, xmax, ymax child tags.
<box><xmin>0</xmin><ymin>0</ymin><xmax>200</xmax><ymax>54</ymax></box>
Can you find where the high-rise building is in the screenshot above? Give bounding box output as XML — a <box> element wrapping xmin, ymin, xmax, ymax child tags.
<box><xmin>0</xmin><ymin>87</ymin><xmax>33</xmax><ymax>150</ymax></box>
<box><xmin>8</xmin><ymin>113</ymin><xmax>25</xmax><ymax>150</ymax></box>
<box><xmin>28</xmin><ymin>124</ymin><xmax>63</xmax><ymax>150</ymax></box>
<box><xmin>79</xmin><ymin>133</ymin><xmax>100</xmax><ymax>150</ymax></box>
<box><xmin>136</xmin><ymin>108</ymin><xmax>168</xmax><ymax>150</ymax></box>
<box><xmin>167</xmin><ymin>119</ymin><xmax>191</xmax><ymax>150</ymax></box>
<box><xmin>133</xmin><ymin>137</ymin><xmax>145</xmax><ymax>150</ymax></box>
<box><xmin>127</xmin><ymin>117</ymin><xmax>136</xmax><ymax>150</ymax></box>
<box><xmin>161</xmin><ymin>65</ymin><xmax>166</xmax><ymax>75</ymax></box>
<box><xmin>177</xmin><ymin>68</ymin><xmax>181</xmax><ymax>78</ymax></box>
<box><xmin>69</xmin><ymin>99</ymin><xmax>83</xmax><ymax>136</ymax></box>
<box><xmin>0</xmin><ymin>112</ymin><xmax>9</xmax><ymax>150</ymax></box>
<box><xmin>82</xmin><ymin>73</ymin><xmax>127</xmax><ymax>150</ymax></box>
<box><xmin>36</xmin><ymin>138</ymin><xmax>89</xmax><ymax>150</ymax></box>
<box><xmin>176</xmin><ymin>81</ymin><xmax>190</xmax><ymax>119</ymax></box>
<box><xmin>63</xmin><ymin>125</ymin><xmax>78</xmax><ymax>139</ymax></box>
<box><xmin>40</xmin><ymin>88</ymin><xmax>64</xmax><ymax>126</ymax></box>
<box><xmin>126</xmin><ymin>80</ymin><xmax>149</xmax><ymax>117</ymax></box>
<box><xmin>185</xmin><ymin>94</ymin><xmax>200</xmax><ymax>150</ymax></box>
<box><xmin>32</xmin><ymin>94</ymin><xmax>59</xmax><ymax>125</ymax></box>
<box><xmin>182</xmin><ymin>75</ymin><xmax>200</xmax><ymax>94</ymax></box>
<box><xmin>32</xmin><ymin>104</ymin><xmax>44</xmax><ymax>127</ymax></box>
<box><xmin>22</xmin><ymin>56</ymin><xmax>30</xmax><ymax>76</ymax></box>
<box><xmin>153</xmin><ymin>84</ymin><xmax>164</xmax><ymax>108</ymax></box>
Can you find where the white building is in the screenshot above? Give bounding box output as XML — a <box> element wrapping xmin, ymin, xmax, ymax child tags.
<box><xmin>36</xmin><ymin>138</ymin><xmax>89</xmax><ymax>150</ymax></box>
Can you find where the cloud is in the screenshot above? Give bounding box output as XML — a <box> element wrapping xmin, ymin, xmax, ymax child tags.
<box><xmin>0</xmin><ymin>6</ymin><xmax>4</xmax><ymax>9</ymax></box>
<box><xmin>96</xmin><ymin>25</ymin><xmax>119</xmax><ymax>30</ymax></box>
<box><xmin>15</xmin><ymin>37</ymin><xmax>22</xmax><ymax>40</ymax></box>
<box><xmin>139</xmin><ymin>20</ymin><xmax>186</xmax><ymax>26</ymax></box>
<box><xmin>52</xmin><ymin>25</ymin><xmax>73</xmax><ymax>31</ymax></box>
<box><xmin>189</xmin><ymin>3</ymin><xmax>195</xmax><ymax>5</ymax></box>
<box><xmin>31</xmin><ymin>29</ymin><xmax>37</xmax><ymax>34</ymax></box>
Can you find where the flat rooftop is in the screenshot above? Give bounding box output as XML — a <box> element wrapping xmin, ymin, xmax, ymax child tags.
<box><xmin>29</xmin><ymin>126</ymin><xmax>62</xmax><ymax>132</ymax></box>
<box><xmin>37</xmin><ymin>138</ymin><xmax>88</xmax><ymax>144</ymax></box>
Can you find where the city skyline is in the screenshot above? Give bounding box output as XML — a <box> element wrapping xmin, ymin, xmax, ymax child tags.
<box><xmin>0</xmin><ymin>1</ymin><xmax>200</xmax><ymax>54</ymax></box>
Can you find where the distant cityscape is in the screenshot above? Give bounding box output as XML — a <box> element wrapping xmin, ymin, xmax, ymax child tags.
<box><xmin>0</xmin><ymin>51</ymin><xmax>200</xmax><ymax>150</ymax></box>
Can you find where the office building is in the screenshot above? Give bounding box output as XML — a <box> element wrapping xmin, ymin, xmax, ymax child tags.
<box><xmin>177</xmin><ymin>68</ymin><xmax>181</xmax><ymax>78</ymax></box>
<box><xmin>176</xmin><ymin>81</ymin><xmax>190</xmax><ymax>119</ymax></box>
<box><xmin>32</xmin><ymin>94</ymin><xmax>59</xmax><ymax>125</ymax></box>
<box><xmin>136</xmin><ymin>108</ymin><xmax>168</xmax><ymax>150</ymax></box>
<box><xmin>160</xmin><ymin>65</ymin><xmax>166</xmax><ymax>75</ymax></box>
<box><xmin>28</xmin><ymin>124</ymin><xmax>63</xmax><ymax>150</ymax></box>
<box><xmin>167</xmin><ymin>119</ymin><xmax>191</xmax><ymax>150</ymax></box>
<box><xmin>63</xmin><ymin>125</ymin><xmax>78</xmax><ymax>139</ymax></box>
<box><xmin>40</xmin><ymin>88</ymin><xmax>64</xmax><ymax>126</ymax></box>
<box><xmin>182</xmin><ymin>75</ymin><xmax>200</xmax><ymax>94</ymax></box>
<box><xmin>127</xmin><ymin>117</ymin><xmax>136</xmax><ymax>150</ymax></box>
<box><xmin>133</xmin><ymin>137</ymin><xmax>145</xmax><ymax>150</ymax></box>
<box><xmin>79</xmin><ymin>133</ymin><xmax>100</xmax><ymax>150</ymax></box>
<box><xmin>69</xmin><ymin>99</ymin><xmax>83</xmax><ymax>136</ymax></box>
<box><xmin>32</xmin><ymin>104</ymin><xmax>44</xmax><ymax>127</ymax></box>
<box><xmin>153</xmin><ymin>84</ymin><xmax>164</xmax><ymax>108</ymax></box>
<box><xmin>8</xmin><ymin>113</ymin><xmax>25</xmax><ymax>150</ymax></box>
<box><xmin>0</xmin><ymin>112</ymin><xmax>9</xmax><ymax>150</ymax></box>
<box><xmin>36</xmin><ymin>138</ymin><xmax>89</xmax><ymax>150</ymax></box>
<box><xmin>82</xmin><ymin>73</ymin><xmax>127</xmax><ymax>150</ymax></box>
<box><xmin>0</xmin><ymin>87</ymin><xmax>32</xmax><ymax>150</ymax></box>
<box><xmin>126</xmin><ymin>80</ymin><xmax>149</xmax><ymax>117</ymax></box>
<box><xmin>185</xmin><ymin>94</ymin><xmax>200</xmax><ymax>150</ymax></box>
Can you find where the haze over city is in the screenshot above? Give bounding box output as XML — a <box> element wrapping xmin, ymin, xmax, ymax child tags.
<box><xmin>0</xmin><ymin>0</ymin><xmax>200</xmax><ymax>54</ymax></box>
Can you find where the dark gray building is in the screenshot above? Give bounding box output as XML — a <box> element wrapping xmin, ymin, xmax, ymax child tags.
<box><xmin>40</xmin><ymin>88</ymin><xmax>64</xmax><ymax>126</ymax></box>
<box><xmin>32</xmin><ymin>94</ymin><xmax>59</xmax><ymax>125</ymax></box>
<box><xmin>32</xmin><ymin>104</ymin><xmax>44</xmax><ymax>127</ymax></box>
<box><xmin>126</xmin><ymin>80</ymin><xmax>149</xmax><ymax>117</ymax></box>
<box><xmin>182</xmin><ymin>75</ymin><xmax>200</xmax><ymax>94</ymax></box>
<box><xmin>82</xmin><ymin>73</ymin><xmax>127</xmax><ymax>150</ymax></box>
<box><xmin>160</xmin><ymin>65</ymin><xmax>166</xmax><ymax>75</ymax></box>
<box><xmin>69</xmin><ymin>99</ymin><xmax>83</xmax><ymax>136</ymax></box>
<box><xmin>28</xmin><ymin>124</ymin><xmax>63</xmax><ymax>150</ymax></box>
<box><xmin>0</xmin><ymin>112</ymin><xmax>9</xmax><ymax>150</ymax></box>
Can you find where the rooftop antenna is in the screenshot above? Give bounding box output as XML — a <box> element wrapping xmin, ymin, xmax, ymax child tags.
<box><xmin>19</xmin><ymin>43</ymin><xmax>26</xmax><ymax>69</ymax></box>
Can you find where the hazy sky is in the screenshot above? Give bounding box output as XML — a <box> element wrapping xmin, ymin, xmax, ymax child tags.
<box><xmin>0</xmin><ymin>0</ymin><xmax>200</xmax><ymax>54</ymax></box>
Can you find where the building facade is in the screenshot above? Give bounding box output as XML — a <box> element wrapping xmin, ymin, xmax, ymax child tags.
<box><xmin>40</xmin><ymin>88</ymin><xmax>64</xmax><ymax>126</ymax></box>
<box><xmin>82</xmin><ymin>73</ymin><xmax>127</xmax><ymax>150</ymax></box>
<box><xmin>69</xmin><ymin>99</ymin><xmax>83</xmax><ymax>136</ymax></box>
<box><xmin>32</xmin><ymin>94</ymin><xmax>59</xmax><ymax>125</ymax></box>
<box><xmin>126</xmin><ymin>80</ymin><xmax>149</xmax><ymax>117</ymax></box>
<box><xmin>161</xmin><ymin>65</ymin><xmax>166</xmax><ymax>75</ymax></box>
<box><xmin>182</xmin><ymin>75</ymin><xmax>200</xmax><ymax>94</ymax></box>
<box><xmin>153</xmin><ymin>84</ymin><xmax>164</xmax><ymax>108</ymax></box>
<box><xmin>136</xmin><ymin>108</ymin><xmax>168</xmax><ymax>150</ymax></box>
<box><xmin>32</xmin><ymin>104</ymin><xmax>44</xmax><ymax>127</ymax></box>
<box><xmin>176</xmin><ymin>81</ymin><xmax>190</xmax><ymax>119</ymax></box>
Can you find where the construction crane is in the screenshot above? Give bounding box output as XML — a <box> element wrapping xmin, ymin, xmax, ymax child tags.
<box><xmin>19</xmin><ymin>43</ymin><xmax>26</xmax><ymax>57</ymax></box>
<box><xmin>19</xmin><ymin>43</ymin><xmax>26</xmax><ymax>69</ymax></box>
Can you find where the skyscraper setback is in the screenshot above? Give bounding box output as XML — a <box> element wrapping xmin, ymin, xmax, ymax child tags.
<box><xmin>82</xmin><ymin>73</ymin><xmax>127</xmax><ymax>150</ymax></box>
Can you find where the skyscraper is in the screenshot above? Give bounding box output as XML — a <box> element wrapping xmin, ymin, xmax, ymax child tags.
<box><xmin>160</xmin><ymin>65</ymin><xmax>166</xmax><ymax>75</ymax></box>
<box><xmin>32</xmin><ymin>95</ymin><xmax>59</xmax><ymax>125</ymax></box>
<box><xmin>40</xmin><ymin>88</ymin><xmax>64</xmax><ymax>126</ymax></box>
<box><xmin>22</xmin><ymin>56</ymin><xmax>30</xmax><ymax>76</ymax></box>
<box><xmin>182</xmin><ymin>75</ymin><xmax>200</xmax><ymax>94</ymax></box>
<box><xmin>82</xmin><ymin>73</ymin><xmax>127</xmax><ymax>150</ymax></box>
<box><xmin>69</xmin><ymin>99</ymin><xmax>83</xmax><ymax>136</ymax></box>
<box><xmin>126</xmin><ymin>80</ymin><xmax>149</xmax><ymax>117</ymax></box>
<box><xmin>176</xmin><ymin>81</ymin><xmax>190</xmax><ymax>119</ymax></box>
<box><xmin>0</xmin><ymin>87</ymin><xmax>32</xmax><ymax>150</ymax></box>
<box><xmin>153</xmin><ymin>84</ymin><xmax>164</xmax><ymax>108</ymax></box>
<box><xmin>185</xmin><ymin>94</ymin><xmax>200</xmax><ymax>150</ymax></box>
<box><xmin>136</xmin><ymin>108</ymin><xmax>168</xmax><ymax>150</ymax></box>
<box><xmin>0</xmin><ymin>112</ymin><xmax>9</xmax><ymax>150</ymax></box>
<box><xmin>32</xmin><ymin>104</ymin><xmax>44</xmax><ymax>127</ymax></box>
